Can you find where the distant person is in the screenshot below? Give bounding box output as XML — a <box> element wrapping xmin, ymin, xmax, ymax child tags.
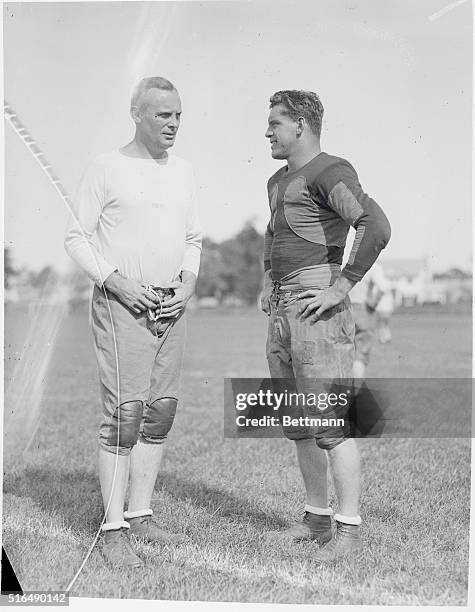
<box><xmin>261</xmin><ymin>90</ymin><xmax>390</xmax><ymax>561</ymax></box>
<box><xmin>349</xmin><ymin>261</ymin><xmax>388</xmax><ymax>380</ymax></box>
<box><xmin>376</xmin><ymin>287</ymin><xmax>394</xmax><ymax>344</ymax></box>
<box><xmin>65</xmin><ymin>76</ymin><xmax>202</xmax><ymax>568</ymax></box>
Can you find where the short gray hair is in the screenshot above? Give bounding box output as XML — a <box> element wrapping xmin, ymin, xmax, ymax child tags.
<box><xmin>131</xmin><ymin>76</ymin><xmax>176</xmax><ymax>109</ymax></box>
<box><xmin>269</xmin><ymin>90</ymin><xmax>324</xmax><ymax>137</ymax></box>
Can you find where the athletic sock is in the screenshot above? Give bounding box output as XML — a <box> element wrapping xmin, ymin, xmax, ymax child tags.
<box><xmin>102</xmin><ymin>520</ymin><xmax>130</xmax><ymax>532</ymax></box>
<box><xmin>333</xmin><ymin>513</ymin><xmax>361</xmax><ymax>526</ymax></box>
<box><xmin>124</xmin><ymin>508</ymin><xmax>153</xmax><ymax>521</ymax></box>
<box><xmin>304</xmin><ymin>504</ymin><xmax>333</xmax><ymax>516</ymax></box>
<box><xmin>102</xmin><ymin>520</ymin><xmax>130</xmax><ymax>543</ymax></box>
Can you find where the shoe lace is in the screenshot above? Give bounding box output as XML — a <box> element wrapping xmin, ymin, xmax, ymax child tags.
<box><xmin>321</xmin><ymin>522</ymin><xmax>358</xmax><ymax>553</ymax></box>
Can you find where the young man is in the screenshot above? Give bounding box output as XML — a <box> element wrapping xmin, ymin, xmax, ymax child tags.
<box><xmin>261</xmin><ymin>90</ymin><xmax>390</xmax><ymax>561</ymax></box>
<box><xmin>349</xmin><ymin>261</ymin><xmax>388</xmax><ymax>381</ymax></box>
<box><xmin>65</xmin><ymin>77</ymin><xmax>202</xmax><ymax>568</ymax></box>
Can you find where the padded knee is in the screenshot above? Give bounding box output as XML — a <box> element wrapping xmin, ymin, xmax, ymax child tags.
<box><xmin>316</xmin><ymin>435</ymin><xmax>347</xmax><ymax>450</ymax></box>
<box><xmin>102</xmin><ymin>400</ymin><xmax>143</xmax><ymax>453</ymax></box>
<box><xmin>282</xmin><ymin>427</ymin><xmax>314</xmax><ymax>441</ymax></box>
<box><xmin>141</xmin><ymin>397</ymin><xmax>177</xmax><ymax>443</ymax></box>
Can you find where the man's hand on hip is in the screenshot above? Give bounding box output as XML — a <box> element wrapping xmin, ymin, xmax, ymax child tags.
<box><xmin>160</xmin><ymin>271</ymin><xmax>197</xmax><ymax>318</ymax></box>
<box><xmin>297</xmin><ymin>275</ymin><xmax>356</xmax><ymax>323</ymax></box>
<box><xmin>103</xmin><ymin>271</ymin><xmax>159</xmax><ymax>314</ymax></box>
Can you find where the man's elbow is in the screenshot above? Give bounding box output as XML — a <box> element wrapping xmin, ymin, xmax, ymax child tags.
<box><xmin>189</xmin><ymin>238</ymin><xmax>203</xmax><ymax>252</ymax></box>
<box><xmin>187</xmin><ymin>231</ymin><xmax>203</xmax><ymax>251</ymax></box>
<box><xmin>378</xmin><ymin>216</ymin><xmax>391</xmax><ymax>249</ymax></box>
<box><xmin>367</xmin><ymin>207</ymin><xmax>391</xmax><ymax>251</ymax></box>
<box><xmin>64</xmin><ymin>231</ymin><xmax>83</xmax><ymax>261</ymax></box>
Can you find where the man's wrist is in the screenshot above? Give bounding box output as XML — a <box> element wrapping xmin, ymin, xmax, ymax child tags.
<box><xmin>103</xmin><ymin>270</ymin><xmax>121</xmax><ymax>292</ymax></box>
<box><xmin>181</xmin><ymin>270</ymin><xmax>197</xmax><ymax>294</ymax></box>
<box><xmin>331</xmin><ymin>275</ymin><xmax>356</xmax><ymax>299</ymax></box>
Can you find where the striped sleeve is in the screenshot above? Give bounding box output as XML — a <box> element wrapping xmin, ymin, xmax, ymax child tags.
<box><xmin>320</xmin><ymin>161</ymin><xmax>391</xmax><ymax>282</ymax></box>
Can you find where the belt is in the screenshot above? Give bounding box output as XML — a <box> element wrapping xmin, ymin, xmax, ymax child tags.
<box><xmin>272</xmin><ymin>280</ymin><xmax>326</xmax><ymax>295</ymax></box>
<box><xmin>271</xmin><ymin>281</ymin><xmax>331</xmax><ymax>308</ymax></box>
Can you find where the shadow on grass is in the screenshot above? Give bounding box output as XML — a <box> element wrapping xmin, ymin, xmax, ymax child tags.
<box><xmin>158</xmin><ymin>472</ymin><xmax>287</xmax><ymax>529</ymax></box>
<box><xmin>3</xmin><ymin>466</ymin><xmax>104</xmax><ymax>535</ymax></box>
<box><xmin>3</xmin><ymin>466</ymin><xmax>287</xmax><ymax>533</ymax></box>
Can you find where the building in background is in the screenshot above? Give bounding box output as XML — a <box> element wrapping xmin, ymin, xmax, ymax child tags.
<box><xmin>380</xmin><ymin>258</ymin><xmax>472</xmax><ymax>307</ymax></box>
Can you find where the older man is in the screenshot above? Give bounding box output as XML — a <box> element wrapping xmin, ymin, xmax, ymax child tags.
<box><xmin>262</xmin><ymin>90</ymin><xmax>390</xmax><ymax>560</ymax></box>
<box><xmin>65</xmin><ymin>76</ymin><xmax>202</xmax><ymax>567</ymax></box>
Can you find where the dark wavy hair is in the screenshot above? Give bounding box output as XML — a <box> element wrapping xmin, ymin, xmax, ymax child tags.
<box><xmin>269</xmin><ymin>90</ymin><xmax>324</xmax><ymax>137</ymax></box>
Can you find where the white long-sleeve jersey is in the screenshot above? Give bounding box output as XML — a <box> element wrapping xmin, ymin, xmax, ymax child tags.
<box><xmin>64</xmin><ymin>150</ymin><xmax>202</xmax><ymax>287</ymax></box>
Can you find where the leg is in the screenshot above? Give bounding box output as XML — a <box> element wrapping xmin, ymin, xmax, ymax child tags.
<box><xmin>128</xmin><ymin>441</ymin><xmax>164</xmax><ymax>512</ymax></box>
<box><xmin>291</xmin><ymin>296</ymin><xmax>362</xmax><ymax>558</ymax></box>
<box><xmin>294</xmin><ymin>438</ymin><xmax>328</xmax><ymax>508</ymax></box>
<box><xmin>98</xmin><ymin>398</ymin><xmax>144</xmax><ymax>520</ymax></box>
<box><xmin>126</xmin><ymin>434</ymin><xmax>185</xmax><ymax>544</ymax></box>
<box><xmin>97</xmin><ymin>400</ymin><xmax>145</xmax><ymax>568</ymax></box>
<box><xmin>267</xmin><ymin>297</ymin><xmax>331</xmax><ymax>543</ymax></box>
<box><xmin>378</xmin><ymin>312</ymin><xmax>392</xmax><ymax>343</ymax></box>
<box><xmin>289</xmin><ymin>297</ymin><xmax>354</xmax><ymax>511</ymax></box>
<box><xmin>126</xmin><ymin>314</ymin><xmax>187</xmax><ymax>544</ymax></box>
<box><xmin>129</xmin><ymin>313</ymin><xmax>185</xmax><ymax>510</ymax></box>
<box><xmin>91</xmin><ymin>287</ymin><xmax>157</xmax><ymax>566</ymax></box>
<box><xmin>327</xmin><ymin>438</ymin><xmax>360</xmax><ymax>516</ymax></box>
<box><xmin>353</xmin><ymin>303</ymin><xmax>374</xmax><ymax>386</ymax></box>
<box><xmin>353</xmin><ymin>358</ymin><xmax>366</xmax><ymax>380</ymax></box>
<box><xmin>99</xmin><ymin>449</ymin><xmax>130</xmax><ymax>524</ymax></box>
<box><xmin>314</xmin><ymin>432</ymin><xmax>362</xmax><ymax>561</ymax></box>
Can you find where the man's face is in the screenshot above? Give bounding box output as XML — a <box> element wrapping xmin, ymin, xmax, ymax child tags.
<box><xmin>265</xmin><ymin>104</ymin><xmax>298</xmax><ymax>160</ymax></box>
<box><xmin>135</xmin><ymin>88</ymin><xmax>182</xmax><ymax>150</ymax></box>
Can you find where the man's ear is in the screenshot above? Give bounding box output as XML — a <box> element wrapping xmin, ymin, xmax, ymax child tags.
<box><xmin>296</xmin><ymin>117</ymin><xmax>305</xmax><ymax>136</ymax></box>
<box><xmin>130</xmin><ymin>105</ymin><xmax>141</xmax><ymax>124</ymax></box>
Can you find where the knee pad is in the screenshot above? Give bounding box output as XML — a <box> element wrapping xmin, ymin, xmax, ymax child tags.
<box><xmin>316</xmin><ymin>435</ymin><xmax>347</xmax><ymax>450</ymax></box>
<box><xmin>103</xmin><ymin>400</ymin><xmax>143</xmax><ymax>453</ymax></box>
<box><xmin>141</xmin><ymin>397</ymin><xmax>177</xmax><ymax>443</ymax></box>
<box><xmin>282</xmin><ymin>427</ymin><xmax>315</xmax><ymax>441</ymax></box>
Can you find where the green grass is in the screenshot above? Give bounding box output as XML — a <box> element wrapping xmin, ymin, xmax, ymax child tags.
<box><xmin>3</xmin><ymin>305</ymin><xmax>471</xmax><ymax>604</ymax></box>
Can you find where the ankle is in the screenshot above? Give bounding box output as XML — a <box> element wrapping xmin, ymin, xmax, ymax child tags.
<box><xmin>124</xmin><ymin>508</ymin><xmax>153</xmax><ymax>521</ymax></box>
<box><xmin>304</xmin><ymin>504</ymin><xmax>333</xmax><ymax>516</ymax></box>
<box><xmin>102</xmin><ymin>520</ymin><xmax>130</xmax><ymax>532</ymax></box>
<box><xmin>102</xmin><ymin>521</ymin><xmax>130</xmax><ymax>542</ymax></box>
<box><xmin>334</xmin><ymin>513</ymin><xmax>361</xmax><ymax>526</ymax></box>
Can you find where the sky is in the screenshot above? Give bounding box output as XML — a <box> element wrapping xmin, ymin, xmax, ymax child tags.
<box><xmin>3</xmin><ymin>0</ymin><xmax>472</xmax><ymax>272</ymax></box>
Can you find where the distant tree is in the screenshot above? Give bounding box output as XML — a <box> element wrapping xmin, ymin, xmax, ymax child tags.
<box><xmin>196</xmin><ymin>238</ymin><xmax>227</xmax><ymax>300</ymax></box>
<box><xmin>219</xmin><ymin>221</ymin><xmax>264</xmax><ymax>304</ymax></box>
<box><xmin>194</xmin><ymin>220</ymin><xmax>266</xmax><ymax>304</ymax></box>
<box><xmin>63</xmin><ymin>268</ymin><xmax>91</xmax><ymax>308</ymax></box>
<box><xmin>4</xmin><ymin>247</ymin><xmax>17</xmax><ymax>289</ymax></box>
<box><xmin>28</xmin><ymin>266</ymin><xmax>59</xmax><ymax>290</ymax></box>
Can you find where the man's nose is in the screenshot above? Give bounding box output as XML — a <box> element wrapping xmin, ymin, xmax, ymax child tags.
<box><xmin>265</xmin><ymin>128</ymin><xmax>272</xmax><ymax>138</ymax></box>
<box><xmin>169</xmin><ymin>115</ymin><xmax>180</xmax><ymax>128</ymax></box>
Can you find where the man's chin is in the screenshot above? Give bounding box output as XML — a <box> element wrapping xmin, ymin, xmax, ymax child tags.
<box><xmin>271</xmin><ymin>150</ymin><xmax>285</xmax><ymax>160</ymax></box>
<box><xmin>160</xmin><ymin>138</ymin><xmax>176</xmax><ymax>149</ymax></box>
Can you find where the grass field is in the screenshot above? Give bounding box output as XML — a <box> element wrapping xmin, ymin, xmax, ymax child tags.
<box><xmin>2</xmin><ymin>304</ymin><xmax>471</xmax><ymax>604</ymax></box>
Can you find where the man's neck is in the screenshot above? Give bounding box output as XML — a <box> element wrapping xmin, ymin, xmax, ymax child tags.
<box><xmin>121</xmin><ymin>137</ymin><xmax>168</xmax><ymax>160</ymax></box>
<box><xmin>286</xmin><ymin>145</ymin><xmax>322</xmax><ymax>173</ymax></box>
